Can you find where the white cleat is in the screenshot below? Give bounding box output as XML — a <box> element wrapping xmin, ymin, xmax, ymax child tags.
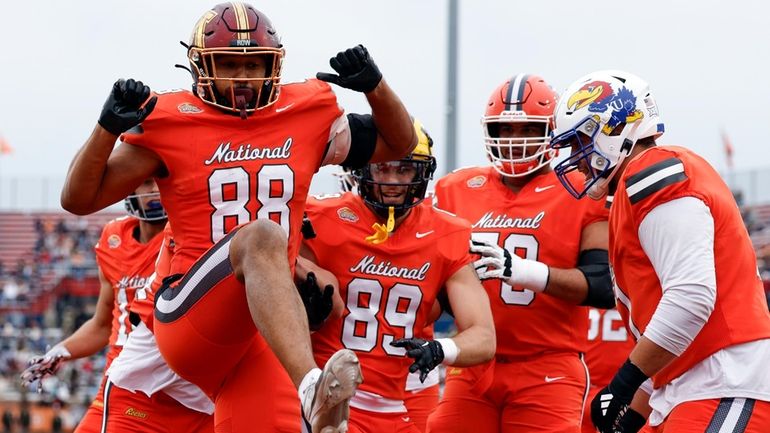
<box><xmin>302</xmin><ymin>349</ymin><xmax>363</xmax><ymax>433</ymax></box>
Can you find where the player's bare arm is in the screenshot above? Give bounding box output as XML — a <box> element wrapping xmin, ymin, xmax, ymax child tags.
<box><xmin>366</xmin><ymin>79</ymin><xmax>417</xmax><ymax>163</ymax></box>
<box><xmin>62</xmin><ymin>79</ymin><xmax>164</xmax><ymax>215</ymax></box>
<box><xmin>317</xmin><ymin>45</ymin><xmax>416</xmax><ymax>165</ymax></box>
<box><xmin>391</xmin><ymin>263</ymin><xmax>495</xmax><ymax>383</ymax></box>
<box><xmin>58</xmin><ymin>268</ymin><xmax>115</xmax><ymax>357</ymax></box>
<box><xmin>20</xmin><ymin>268</ymin><xmax>114</xmax><ymax>385</ymax></box>
<box><xmin>443</xmin><ymin>263</ymin><xmax>496</xmax><ymax>366</ymax></box>
<box><xmin>543</xmin><ymin>220</ymin><xmax>611</xmax><ymax>304</ymax></box>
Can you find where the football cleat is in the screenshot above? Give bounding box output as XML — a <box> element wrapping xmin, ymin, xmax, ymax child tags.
<box><xmin>302</xmin><ymin>349</ymin><xmax>363</xmax><ymax>433</ymax></box>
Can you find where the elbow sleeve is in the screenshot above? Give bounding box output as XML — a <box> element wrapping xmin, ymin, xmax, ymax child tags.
<box><xmin>577</xmin><ymin>249</ymin><xmax>615</xmax><ymax>309</ymax></box>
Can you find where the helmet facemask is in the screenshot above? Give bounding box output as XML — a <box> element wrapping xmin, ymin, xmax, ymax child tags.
<box><xmin>355</xmin><ymin>155</ymin><xmax>437</xmax><ymax>219</ymax></box>
<box><xmin>124</xmin><ymin>191</ymin><xmax>167</xmax><ymax>223</ymax></box>
<box><xmin>189</xmin><ymin>47</ymin><xmax>283</xmax><ymax>117</ymax></box>
<box><xmin>482</xmin><ymin>113</ymin><xmax>555</xmax><ymax>177</ymax></box>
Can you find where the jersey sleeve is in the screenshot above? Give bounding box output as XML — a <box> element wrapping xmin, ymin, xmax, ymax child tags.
<box><xmin>431</xmin><ymin>177</ymin><xmax>452</xmax><ymax>212</ymax></box>
<box><xmin>621</xmin><ymin>148</ymin><xmax>703</xmax><ymax>225</ymax></box>
<box><xmin>436</xmin><ymin>223</ymin><xmax>474</xmax><ymax>283</ymax></box>
<box><xmin>300</xmin><ymin>200</ymin><xmax>339</xmax><ymax>261</ymax></box>
<box><xmin>94</xmin><ymin>220</ymin><xmax>119</xmax><ymax>283</ymax></box>
<box><xmin>581</xmin><ymin>193</ymin><xmax>610</xmax><ymax>229</ymax></box>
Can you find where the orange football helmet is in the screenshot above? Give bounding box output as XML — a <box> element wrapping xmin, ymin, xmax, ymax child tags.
<box><xmin>482</xmin><ymin>74</ymin><xmax>558</xmax><ymax>177</ymax></box>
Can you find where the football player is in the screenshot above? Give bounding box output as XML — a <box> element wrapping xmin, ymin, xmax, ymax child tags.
<box><xmin>102</xmin><ymin>224</ymin><xmax>214</xmax><ymax>433</ymax></box>
<box><xmin>551</xmin><ymin>70</ymin><xmax>770</xmax><ymax>433</ymax></box>
<box><xmin>59</xmin><ymin>3</ymin><xmax>417</xmax><ymax>433</ymax></box>
<box><xmin>428</xmin><ymin>74</ymin><xmax>613</xmax><ymax>433</ymax></box>
<box><xmin>302</xmin><ymin>120</ymin><xmax>495</xmax><ymax>433</ymax></box>
<box><xmin>21</xmin><ymin>179</ymin><xmax>167</xmax><ymax>433</ymax></box>
<box><xmin>332</xmin><ymin>159</ymin><xmax>440</xmax><ymax>433</ymax></box>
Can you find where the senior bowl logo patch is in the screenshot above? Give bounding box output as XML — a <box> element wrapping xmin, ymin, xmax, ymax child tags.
<box><xmin>337</xmin><ymin>207</ymin><xmax>359</xmax><ymax>223</ymax></box>
<box><xmin>107</xmin><ymin>234</ymin><xmax>121</xmax><ymax>249</ymax></box>
<box><xmin>467</xmin><ymin>175</ymin><xmax>487</xmax><ymax>188</ymax></box>
<box><xmin>178</xmin><ymin>102</ymin><xmax>204</xmax><ymax>114</ymax></box>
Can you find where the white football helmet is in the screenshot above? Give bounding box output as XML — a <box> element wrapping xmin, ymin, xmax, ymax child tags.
<box><xmin>550</xmin><ymin>70</ymin><xmax>664</xmax><ymax>199</ymax></box>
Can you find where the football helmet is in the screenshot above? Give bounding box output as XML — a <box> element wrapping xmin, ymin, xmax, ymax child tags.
<box><xmin>125</xmin><ymin>191</ymin><xmax>167</xmax><ymax>222</ymax></box>
<box><xmin>186</xmin><ymin>2</ymin><xmax>284</xmax><ymax>115</ymax></box>
<box><xmin>550</xmin><ymin>70</ymin><xmax>664</xmax><ymax>200</ymax></box>
<box><xmin>482</xmin><ymin>74</ymin><xmax>558</xmax><ymax>177</ymax></box>
<box><xmin>355</xmin><ymin>119</ymin><xmax>437</xmax><ymax>219</ymax></box>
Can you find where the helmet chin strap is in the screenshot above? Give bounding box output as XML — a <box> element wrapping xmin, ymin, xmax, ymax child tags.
<box><xmin>365</xmin><ymin>206</ymin><xmax>395</xmax><ymax>244</ymax></box>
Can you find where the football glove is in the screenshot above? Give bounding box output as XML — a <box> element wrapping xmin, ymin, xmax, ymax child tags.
<box><xmin>389</xmin><ymin>338</ymin><xmax>444</xmax><ymax>383</ymax></box>
<box><xmin>98</xmin><ymin>78</ymin><xmax>157</xmax><ymax>135</ymax></box>
<box><xmin>20</xmin><ymin>344</ymin><xmax>71</xmax><ymax>386</ymax></box>
<box><xmin>297</xmin><ymin>272</ymin><xmax>334</xmax><ymax>331</ymax></box>
<box><xmin>470</xmin><ymin>239</ymin><xmax>549</xmax><ymax>292</ymax></box>
<box><xmin>591</xmin><ymin>359</ymin><xmax>649</xmax><ymax>433</ymax></box>
<box><xmin>615</xmin><ymin>408</ymin><xmax>647</xmax><ymax>433</ymax></box>
<box><xmin>317</xmin><ymin>44</ymin><xmax>382</xmax><ymax>93</ymax></box>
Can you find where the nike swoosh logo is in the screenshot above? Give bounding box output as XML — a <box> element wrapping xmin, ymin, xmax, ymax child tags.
<box><xmin>415</xmin><ymin>231</ymin><xmax>434</xmax><ymax>238</ymax></box>
<box><xmin>535</xmin><ymin>185</ymin><xmax>555</xmax><ymax>193</ymax></box>
<box><xmin>275</xmin><ymin>103</ymin><xmax>294</xmax><ymax>113</ymax></box>
<box><xmin>401</xmin><ymin>417</ymin><xmax>411</xmax><ymax>423</ymax></box>
<box><xmin>544</xmin><ymin>376</ymin><xmax>565</xmax><ymax>383</ymax></box>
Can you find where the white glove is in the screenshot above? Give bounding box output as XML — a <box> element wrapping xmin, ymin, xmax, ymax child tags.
<box><xmin>20</xmin><ymin>344</ymin><xmax>71</xmax><ymax>385</ymax></box>
<box><xmin>470</xmin><ymin>239</ymin><xmax>549</xmax><ymax>292</ymax></box>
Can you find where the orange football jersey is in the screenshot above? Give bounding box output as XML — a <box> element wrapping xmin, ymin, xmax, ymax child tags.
<box><xmin>121</xmin><ymin>80</ymin><xmax>342</xmax><ymax>276</ymax></box>
<box><xmin>610</xmin><ymin>145</ymin><xmax>770</xmax><ymax>387</ymax></box>
<box><xmin>433</xmin><ymin>167</ymin><xmax>608</xmax><ymax>358</ymax></box>
<box><xmin>94</xmin><ymin>216</ymin><xmax>164</xmax><ymax>368</ymax></box>
<box><xmin>303</xmin><ymin>194</ymin><xmax>473</xmax><ymax>400</ymax></box>
<box><xmin>129</xmin><ymin>223</ymin><xmax>174</xmax><ymax>332</ymax></box>
<box><xmin>585</xmin><ymin>307</ymin><xmax>635</xmax><ymax>389</ymax></box>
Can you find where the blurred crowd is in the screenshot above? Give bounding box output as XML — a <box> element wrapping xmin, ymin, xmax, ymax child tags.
<box><xmin>1</xmin><ymin>217</ymin><xmax>103</xmax><ymax>433</ymax></box>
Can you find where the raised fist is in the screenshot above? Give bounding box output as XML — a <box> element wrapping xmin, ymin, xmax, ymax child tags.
<box><xmin>98</xmin><ymin>78</ymin><xmax>157</xmax><ymax>135</ymax></box>
<box><xmin>317</xmin><ymin>44</ymin><xmax>382</xmax><ymax>93</ymax></box>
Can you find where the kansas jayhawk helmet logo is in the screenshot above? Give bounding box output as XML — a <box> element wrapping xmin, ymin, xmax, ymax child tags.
<box><xmin>567</xmin><ymin>81</ymin><xmax>644</xmax><ymax>135</ymax></box>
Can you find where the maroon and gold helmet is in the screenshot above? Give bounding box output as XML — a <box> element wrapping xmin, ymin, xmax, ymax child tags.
<box><xmin>187</xmin><ymin>2</ymin><xmax>284</xmax><ymax>114</ymax></box>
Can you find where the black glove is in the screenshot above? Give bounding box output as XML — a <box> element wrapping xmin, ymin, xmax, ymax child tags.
<box><xmin>98</xmin><ymin>78</ymin><xmax>157</xmax><ymax>135</ymax></box>
<box><xmin>389</xmin><ymin>338</ymin><xmax>444</xmax><ymax>383</ymax></box>
<box><xmin>591</xmin><ymin>359</ymin><xmax>649</xmax><ymax>433</ymax></box>
<box><xmin>615</xmin><ymin>408</ymin><xmax>647</xmax><ymax>433</ymax></box>
<box><xmin>297</xmin><ymin>272</ymin><xmax>334</xmax><ymax>331</ymax></box>
<box><xmin>316</xmin><ymin>44</ymin><xmax>382</xmax><ymax>93</ymax></box>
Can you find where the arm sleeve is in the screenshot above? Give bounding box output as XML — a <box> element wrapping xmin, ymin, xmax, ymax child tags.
<box><xmin>340</xmin><ymin>114</ymin><xmax>377</xmax><ymax>169</ymax></box>
<box><xmin>638</xmin><ymin>196</ymin><xmax>717</xmax><ymax>356</ymax></box>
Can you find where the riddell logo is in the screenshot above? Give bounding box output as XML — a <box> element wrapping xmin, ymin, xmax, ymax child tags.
<box><xmin>466</xmin><ymin>175</ymin><xmax>487</xmax><ymax>188</ymax></box>
<box><xmin>337</xmin><ymin>207</ymin><xmax>358</xmax><ymax>223</ymax></box>
<box><xmin>124</xmin><ymin>407</ymin><xmax>148</xmax><ymax>419</ymax></box>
